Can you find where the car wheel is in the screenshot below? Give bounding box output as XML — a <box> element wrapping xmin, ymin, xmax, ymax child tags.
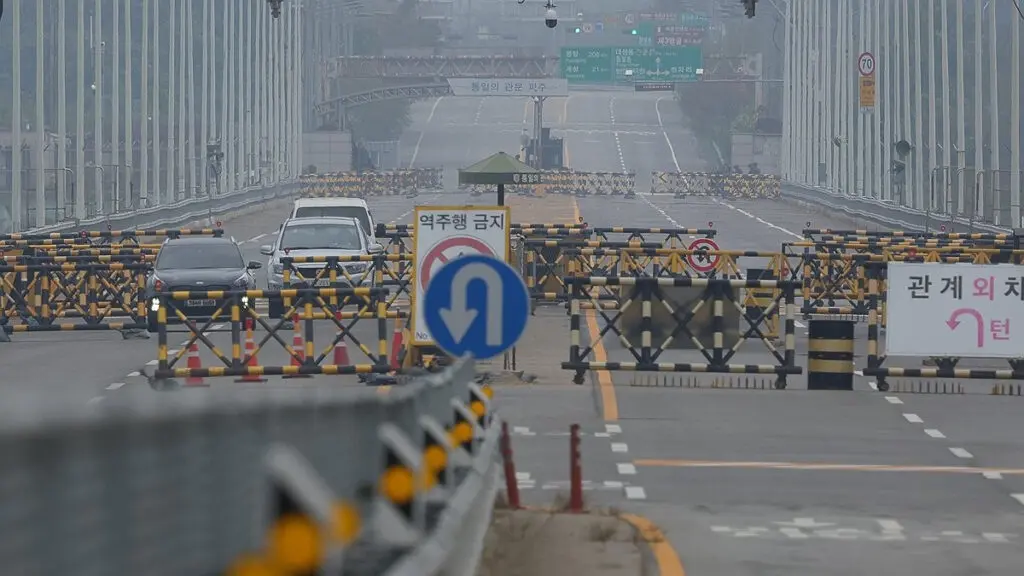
<box><xmin>147</xmin><ymin>311</ymin><xmax>159</xmax><ymax>333</ymax></box>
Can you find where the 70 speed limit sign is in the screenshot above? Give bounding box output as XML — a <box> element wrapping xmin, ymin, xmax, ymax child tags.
<box><xmin>858</xmin><ymin>52</ymin><xmax>876</xmax><ymax>77</ymax></box>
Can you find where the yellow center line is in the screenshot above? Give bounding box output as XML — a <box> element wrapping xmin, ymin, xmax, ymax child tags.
<box><xmin>571</xmin><ymin>196</ymin><xmax>618</xmax><ymax>421</ymax></box>
<box><xmin>635</xmin><ymin>458</ymin><xmax>1024</xmax><ymax>475</ymax></box>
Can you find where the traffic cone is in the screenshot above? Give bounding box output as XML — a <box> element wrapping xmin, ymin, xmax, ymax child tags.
<box><xmin>284</xmin><ymin>315</ymin><xmax>311</xmax><ymax>379</ymax></box>
<box><xmin>333</xmin><ymin>340</ymin><xmax>351</xmax><ymax>366</ymax></box>
<box><xmin>389</xmin><ymin>317</ymin><xmax>405</xmax><ymax>370</ymax></box>
<box><xmin>185</xmin><ymin>342</ymin><xmax>206</xmax><ymax>387</ymax></box>
<box><xmin>236</xmin><ymin>318</ymin><xmax>267</xmax><ymax>383</ymax></box>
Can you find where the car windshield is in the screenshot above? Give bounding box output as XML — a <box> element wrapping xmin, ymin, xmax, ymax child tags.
<box><xmin>280</xmin><ymin>223</ymin><xmax>363</xmax><ymax>251</ymax></box>
<box><xmin>293</xmin><ymin>206</ymin><xmax>371</xmax><ymax>235</ymax></box>
<box><xmin>156</xmin><ymin>243</ymin><xmax>245</xmax><ymax>270</ymax></box>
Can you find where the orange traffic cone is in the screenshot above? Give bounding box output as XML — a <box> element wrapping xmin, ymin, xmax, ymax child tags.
<box><xmin>389</xmin><ymin>317</ymin><xmax>405</xmax><ymax>370</ymax></box>
<box><xmin>236</xmin><ymin>318</ymin><xmax>267</xmax><ymax>383</ymax></box>
<box><xmin>185</xmin><ymin>342</ymin><xmax>207</xmax><ymax>387</ymax></box>
<box><xmin>333</xmin><ymin>340</ymin><xmax>351</xmax><ymax>366</ymax></box>
<box><xmin>284</xmin><ymin>315</ymin><xmax>312</xmax><ymax>379</ymax></box>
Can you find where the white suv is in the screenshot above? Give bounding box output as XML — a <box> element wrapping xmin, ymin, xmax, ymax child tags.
<box><xmin>260</xmin><ymin>216</ymin><xmax>385</xmax><ymax>318</ymax></box>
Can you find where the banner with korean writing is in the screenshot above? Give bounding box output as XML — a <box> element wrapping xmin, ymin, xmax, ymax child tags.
<box><xmin>411</xmin><ymin>206</ymin><xmax>511</xmax><ymax>345</ymax></box>
<box><xmin>886</xmin><ymin>262</ymin><xmax>1024</xmax><ymax>358</ymax></box>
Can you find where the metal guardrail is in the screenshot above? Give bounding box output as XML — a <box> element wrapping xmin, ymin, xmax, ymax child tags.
<box><xmin>20</xmin><ymin>180</ymin><xmax>300</xmax><ymax>235</ymax></box>
<box><xmin>781</xmin><ymin>181</ymin><xmax>1014</xmax><ymax>234</ymax></box>
<box><xmin>0</xmin><ymin>357</ymin><xmax>500</xmax><ymax>576</ymax></box>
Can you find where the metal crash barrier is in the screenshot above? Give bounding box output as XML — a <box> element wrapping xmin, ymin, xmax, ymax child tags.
<box><xmin>651</xmin><ymin>172</ymin><xmax>782</xmax><ymax>199</ymax></box>
<box><xmin>151</xmin><ymin>287</ymin><xmax>393</xmax><ymax>383</ymax></box>
<box><xmin>0</xmin><ymin>357</ymin><xmax>503</xmax><ymax>576</ymax></box>
<box><xmin>563</xmin><ymin>276</ymin><xmax>801</xmax><ymax>388</ymax></box>
<box><xmin>299</xmin><ymin>169</ymin><xmax>444</xmax><ymax>198</ymax></box>
<box><xmin>460</xmin><ymin>170</ymin><xmax>637</xmax><ymax>197</ymax></box>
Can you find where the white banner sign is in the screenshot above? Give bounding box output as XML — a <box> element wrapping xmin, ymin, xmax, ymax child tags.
<box><xmin>447</xmin><ymin>78</ymin><xmax>570</xmax><ymax>98</ymax></box>
<box><xmin>886</xmin><ymin>262</ymin><xmax>1024</xmax><ymax>358</ymax></box>
<box><xmin>412</xmin><ymin>206</ymin><xmax>511</xmax><ymax>345</ymax></box>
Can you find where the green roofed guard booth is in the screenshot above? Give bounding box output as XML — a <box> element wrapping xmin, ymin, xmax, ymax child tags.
<box><xmin>458</xmin><ymin>151</ymin><xmax>541</xmax><ymax>207</ymax></box>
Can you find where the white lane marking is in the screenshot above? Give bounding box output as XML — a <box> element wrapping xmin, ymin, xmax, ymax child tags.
<box><xmin>641</xmin><ymin>195</ymin><xmax>684</xmax><ymax>227</ymax></box>
<box><xmin>624</xmin><ymin>486</ymin><xmax>647</xmax><ymax>500</ymax></box>
<box><xmin>409</xmin><ymin>96</ymin><xmax>443</xmax><ymax>168</ymax></box>
<box><xmin>515</xmin><ymin>472</ymin><xmax>532</xmax><ymax>481</ymax></box>
<box><xmin>794</xmin><ymin>320</ymin><xmax>806</xmax><ymax>328</ymax></box>
<box><xmin>868</xmin><ymin>381</ymin><xmax>878</xmax><ymax>390</ymax></box>
<box><xmin>473</xmin><ymin>98</ymin><xmax>484</xmax><ymax>125</ymax></box>
<box><xmin>884</xmin><ymin>396</ymin><xmax>903</xmax><ymax>405</ymax></box>
<box><xmin>145</xmin><ymin>359</ymin><xmax>158</xmax><ymax>366</ymax></box>
<box><xmin>854</xmin><ymin>370</ymin><xmax>864</xmax><ymax>377</ymax></box>
<box><xmin>609</xmin><ymin>98</ymin><xmax>628</xmax><ymax>173</ymax></box>
<box><xmin>105</xmin><ymin>382</ymin><xmax>126</xmax><ymax>391</ymax></box>
<box><xmin>983</xmin><ymin>471</ymin><xmax>1003</xmax><ymax>479</ymax></box>
<box><xmin>949</xmin><ymin>447</ymin><xmax>974</xmax><ymax>459</ymax></box>
<box><xmin>902</xmin><ymin>413</ymin><xmax>923</xmax><ymax>423</ymax></box>
<box><xmin>876</xmin><ymin>519</ymin><xmax>905</xmax><ymax>532</ymax></box>
<box><xmin>245</xmin><ymin>233</ymin><xmax>268</xmax><ymax>243</ymax></box>
<box><xmin>126</xmin><ymin>371</ymin><xmax>141</xmax><ymax>377</ymax></box>
<box><xmin>611</xmin><ymin>442</ymin><xmax>629</xmax><ymax>453</ymax></box>
<box><xmin>86</xmin><ymin>396</ymin><xmax>104</xmax><ymax>407</ymax></box>
<box><xmin>924</xmin><ymin>429</ymin><xmax>946</xmax><ymax>439</ymax></box>
<box><xmin>1011</xmin><ymin>494</ymin><xmax>1024</xmax><ymax>506</ymax></box>
<box><xmin>982</xmin><ymin>532</ymin><xmax>1015</xmax><ymax>543</ymax></box>
<box><xmin>711</xmin><ymin>198</ymin><xmax>804</xmax><ymax>240</ymax></box>
<box><xmin>617</xmin><ymin>463</ymin><xmax>637</xmax><ymax>475</ymax></box>
<box><xmin>605</xmin><ymin>423</ymin><xmax>622</xmax><ymax>434</ymax></box>
<box><xmin>654</xmin><ymin>97</ymin><xmax>682</xmax><ymax>172</ymax></box>
<box><xmin>603</xmin><ymin>480</ymin><xmax>625</xmax><ymax>488</ymax></box>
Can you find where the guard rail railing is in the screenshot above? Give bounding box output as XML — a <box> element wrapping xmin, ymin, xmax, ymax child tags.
<box><xmin>0</xmin><ymin>356</ymin><xmax>500</xmax><ymax>576</ymax></box>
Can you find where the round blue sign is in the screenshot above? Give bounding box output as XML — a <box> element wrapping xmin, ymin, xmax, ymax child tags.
<box><xmin>423</xmin><ymin>254</ymin><xmax>530</xmax><ymax>360</ymax></box>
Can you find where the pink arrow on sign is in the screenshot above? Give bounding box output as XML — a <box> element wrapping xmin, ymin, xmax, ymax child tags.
<box><xmin>946</xmin><ymin>308</ymin><xmax>984</xmax><ymax>348</ymax></box>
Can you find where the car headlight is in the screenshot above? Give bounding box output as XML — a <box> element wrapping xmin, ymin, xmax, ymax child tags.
<box><xmin>346</xmin><ymin>263</ymin><xmax>368</xmax><ymax>274</ymax></box>
<box><xmin>150</xmin><ymin>298</ymin><xmax>160</xmax><ymax>312</ymax></box>
<box><xmin>232</xmin><ymin>275</ymin><xmax>250</xmax><ymax>288</ymax></box>
<box><xmin>272</xmin><ymin>263</ymin><xmax>284</xmax><ymax>275</ymax></box>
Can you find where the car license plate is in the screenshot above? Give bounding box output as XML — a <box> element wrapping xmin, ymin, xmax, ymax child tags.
<box><xmin>315</xmin><ymin>278</ymin><xmax>333</xmax><ymax>287</ymax></box>
<box><xmin>186</xmin><ymin>299</ymin><xmax>216</xmax><ymax>307</ymax></box>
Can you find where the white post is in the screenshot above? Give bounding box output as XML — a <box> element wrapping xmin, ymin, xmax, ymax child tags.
<box><xmin>200</xmin><ymin>0</ymin><xmax>210</xmax><ymax>197</ymax></box>
<box><xmin>93</xmin><ymin>0</ymin><xmax>103</xmax><ymax>216</ymax></box>
<box><xmin>246</xmin><ymin>3</ymin><xmax>254</xmax><ymax>187</ymax></box>
<box><xmin>34</xmin><ymin>0</ymin><xmax>45</xmax><ymax>228</ymax></box>
<box><xmin>124</xmin><ymin>0</ymin><xmax>133</xmax><ymax>211</ymax></box>
<box><xmin>988</xmin><ymin>0</ymin><xmax>1001</xmax><ymax>223</ymax></box>
<box><xmin>111</xmin><ymin>0</ymin><xmax>121</xmax><ymax>213</ymax></box>
<box><xmin>954</xmin><ymin>0</ymin><xmax>966</xmax><ymax>214</ymax></box>
<box><xmin>1013</xmin><ymin>3</ymin><xmax>1022</xmax><ymax>227</ymax></box>
<box><xmin>927</xmin><ymin>0</ymin><xmax>938</xmax><ymax>212</ymax></box>
<box><xmin>166</xmin><ymin>0</ymin><xmax>177</xmax><ymax>202</ymax></box>
<box><xmin>141</xmin><ymin>0</ymin><xmax>150</xmax><ymax>206</ymax></box>
<box><xmin>856</xmin><ymin>0</ymin><xmax>866</xmax><ymax>197</ymax></box>
<box><xmin>782</xmin><ymin>0</ymin><xmax>792</xmax><ymax>178</ymax></box>
<box><xmin>912</xmin><ymin>0</ymin><xmax>924</xmax><ymax>210</ymax></box>
<box><xmin>899</xmin><ymin>0</ymin><xmax>911</xmax><ymax>206</ymax></box>
<box><xmin>152</xmin><ymin>0</ymin><xmax>161</xmax><ymax>205</ymax></box>
<box><xmin>940</xmin><ymin>0</ymin><xmax>951</xmax><ymax>213</ymax></box>
<box><xmin>221</xmin><ymin>0</ymin><xmax>230</xmax><ymax>196</ymax></box>
<box><xmin>880</xmin><ymin>0</ymin><xmax>891</xmax><ymax>201</ymax></box>
<box><xmin>973</xmin><ymin>0</ymin><xmax>984</xmax><ymax>219</ymax></box>
<box><xmin>57</xmin><ymin>0</ymin><xmax>68</xmax><ymax>222</ymax></box>
<box><xmin>11</xmin><ymin>0</ymin><xmax>21</xmax><ymax>231</ymax></box>
<box><xmin>177</xmin><ymin>0</ymin><xmax>187</xmax><ymax>199</ymax></box>
<box><xmin>873</xmin><ymin>0</ymin><xmax>884</xmax><ymax>199</ymax></box>
<box><xmin>76</xmin><ymin>0</ymin><xmax>86</xmax><ymax>220</ymax></box>
<box><xmin>186</xmin><ymin>0</ymin><xmax>198</xmax><ymax>199</ymax></box>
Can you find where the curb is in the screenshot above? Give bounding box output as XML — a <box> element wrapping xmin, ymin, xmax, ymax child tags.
<box><xmin>619</xmin><ymin>513</ymin><xmax>686</xmax><ymax>576</ymax></box>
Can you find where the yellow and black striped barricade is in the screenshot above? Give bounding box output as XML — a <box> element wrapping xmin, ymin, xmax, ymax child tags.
<box><xmin>562</xmin><ymin>276</ymin><xmax>801</xmax><ymax>389</ymax></box>
<box><xmin>807</xmin><ymin>319</ymin><xmax>856</xmax><ymax>390</ymax></box>
<box><xmin>0</xmin><ymin>227</ymin><xmax>224</xmax><ymax>245</ymax></box>
<box><xmin>279</xmin><ymin>254</ymin><xmax>412</xmax><ymax>317</ymax></box>
<box><xmin>588</xmin><ymin>226</ymin><xmax>716</xmax><ymax>249</ymax></box>
<box><xmin>151</xmin><ymin>287</ymin><xmax>393</xmax><ymax>383</ymax></box>
<box><xmin>300</xmin><ymin>169</ymin><xmax>445</xmax><ymax>198</ymax></box>
<box><xmin>651</xmin><ymin>172</ymin><xmax>782</xmax><ymax>199</ymax></box>
<box><xmin>858</xmin><ymin>263</ymin><xmax>1024</xmax><ymax>394</ymax></box>
<box><xmin>801</xmin><ymin>228</ymin><xmax>1014</xmax><ymax>243</ymax></box>
<box><xmin>0</xmin><ymin>262</ymin><xmax>149</xmax><ymax>340</ymax></box>
<box><xmin>524</xmin><ymin>240</ymin><xmax>663</xmax><ymax>302</ymax></box>
<box><xmin>744</xmin><ymin>268</ymin><xmax>779</xmax><ymax>339</ymax></box>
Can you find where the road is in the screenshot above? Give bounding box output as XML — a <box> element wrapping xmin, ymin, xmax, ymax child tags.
<box><xmin>6</xmin><ymin>87</ymin><xmax>1024</xmax><ymax>574</ymax></box>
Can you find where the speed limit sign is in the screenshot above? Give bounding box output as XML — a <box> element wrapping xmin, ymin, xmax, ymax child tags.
<box><xmin>858</xmin><ymin>52</ymin><xmax>876</xmax><ymax>77</ymax></box>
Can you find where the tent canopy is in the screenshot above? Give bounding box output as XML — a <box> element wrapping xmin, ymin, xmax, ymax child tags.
<box><xmin>458</xmin><ymin>151</ymin><xmax>542</xmax><ymax>186</ymax></box>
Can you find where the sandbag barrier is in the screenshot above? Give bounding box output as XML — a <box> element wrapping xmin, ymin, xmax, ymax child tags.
<box><xmin>299</xmin><ymin>169</ymin><xmax>444</xmax><ymax>198</ymax></box>
<box><xmin>651</xmin><ymin>172</ymin><xmax>782</xmax><ymax>200</ymax></box>
<box><xmin>151</xmin><ymin>287</ymin><xmax>393</xmax><ymax>382</ymax></box>
<box><xmin>562</xmin><ymin>276</ymin><xmax>801</xmax><ymax>388</ymax></box>
<box><xmin>279</xmin><ymin>253</ymin><xmax>413</xmax><ymax>313</ymax></box>
<box><xmin>0</xmin><ymin>261</ymin><xmax>150</xmax><ymax>340</ymax></box>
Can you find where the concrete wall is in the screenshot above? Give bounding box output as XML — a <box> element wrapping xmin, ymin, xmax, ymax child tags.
<box><xmin>303</xmin><ymin>131</ymin><xmax>353</xmax><ymax>173</ymax></box>
<box><xmin>731</xmin><ymin>133</ymin><xmax>781</xmax><ymax>175</ymax></box>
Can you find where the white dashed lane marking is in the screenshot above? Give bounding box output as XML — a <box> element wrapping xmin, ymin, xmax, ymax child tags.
<box><xmin>949</xmin><ymin>447</ymin><xmax>974</xmax><ymax>459</ymax></box>
<box><xmin>924</xmin><ymin>429</ymin><xmax>946</xmax><ymax>439</ymax></box>
<box><xmin>903</xmin><ymin>413</ymin><xmax>924</xmax><ymax>424</ymax></box>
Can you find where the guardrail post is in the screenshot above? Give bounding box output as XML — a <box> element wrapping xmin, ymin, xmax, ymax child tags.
<box><xmin>569</xmin><ymin>423</ymin><xmax>583</xmax><ymax>513</ymax></box>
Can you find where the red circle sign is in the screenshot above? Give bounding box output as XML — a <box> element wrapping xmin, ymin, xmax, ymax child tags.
<box><xmin>687</xmin><ymin>238</ymin><xmax>720</xmax><ymax>272</ymax></box>
<box><xmin>419</xmin><ymin>236</ymin><xmax>496</xmax><ymax>291</ymax></box>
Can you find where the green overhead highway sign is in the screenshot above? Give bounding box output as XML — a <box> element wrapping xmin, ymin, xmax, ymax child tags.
<box><xmin>561</xmin><ymin>46</ymin><xmax>703</xmax><ymax>83</ymax></box>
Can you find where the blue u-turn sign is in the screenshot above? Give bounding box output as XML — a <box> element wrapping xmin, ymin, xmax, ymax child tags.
<box><xmin>423</xmin><ymin>255</ymin><xmax>530</xmax><ymax>360</ymax></box>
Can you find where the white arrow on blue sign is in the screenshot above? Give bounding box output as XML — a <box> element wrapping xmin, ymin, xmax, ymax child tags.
<box><xmin>423</xmin><ymin>254</ymin><xmax>529</xmax><ymax>360</ymax></box>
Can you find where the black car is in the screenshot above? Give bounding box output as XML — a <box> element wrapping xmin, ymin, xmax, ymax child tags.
<box><xmin>145</xmin><ymin>237</ymin><xmax>261</xmax><ymax>331</ymax></box>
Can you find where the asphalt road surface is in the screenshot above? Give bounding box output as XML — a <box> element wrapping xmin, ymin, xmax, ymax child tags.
<box><xmin>6</xmin><ymin>89</ymin><xmax>1023</xmax><ymax>575</ymax></box>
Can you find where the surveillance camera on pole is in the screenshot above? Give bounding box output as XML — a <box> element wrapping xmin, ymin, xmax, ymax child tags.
<box><xmin>545</xmin><ymin>1</ymin><xmax>558</xmax><ymax>28</ymax></box>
